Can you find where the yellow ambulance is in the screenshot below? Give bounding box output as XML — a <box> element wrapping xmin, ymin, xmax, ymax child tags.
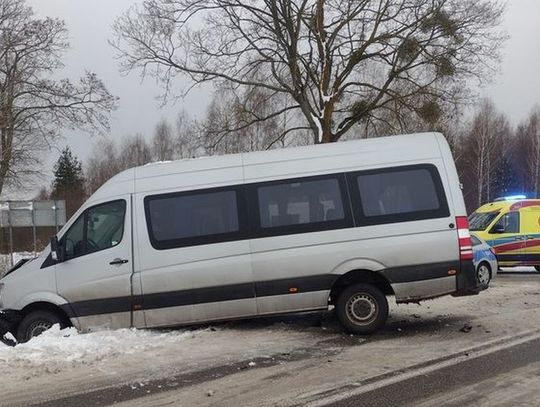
<box><xmin>469</xmin><ymin>196</ymin><xmax>540</xmax><ymax>271</ymax></box>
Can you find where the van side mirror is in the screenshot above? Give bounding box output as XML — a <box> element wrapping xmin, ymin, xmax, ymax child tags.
<box><xmin>50</xmin><ymin>236</ymin><xmax>65</xmax><ymax>262</ymax></box>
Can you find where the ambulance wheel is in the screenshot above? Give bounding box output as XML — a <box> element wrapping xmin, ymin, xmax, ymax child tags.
<box><xmin>336</xmin><ymin>284</ymin><xmax>388</xmax><ymax>335</ymax></box>
<box><xmin>17</xmin><ymin>310</ymin><xmax>64</xmax><ymax>343</ymax></box>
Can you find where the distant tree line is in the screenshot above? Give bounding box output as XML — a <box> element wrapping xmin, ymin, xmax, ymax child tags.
<box><xmin>33</xmin><ymin>95</ymin><xmax>538</xmax><ymax>219</ymax></box>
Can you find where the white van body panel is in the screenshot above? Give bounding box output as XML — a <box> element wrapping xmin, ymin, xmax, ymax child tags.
<box><xmin>0</xmin><ymin>250</ymin><xmax>59</xmax><ymax>308</ymax></box>
<box><xmin>0</xmin><ymin>132</ymin><xmax>478</xmax><ymax>335</ymax></box>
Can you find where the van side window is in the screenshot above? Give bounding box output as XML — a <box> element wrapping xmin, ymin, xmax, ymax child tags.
<box><xmin>146</xmin><ymin>189</ymin><xmax>241</xmax><ymax>249</ymax></box>
<box><xmin>62</xmin><ymin>200</ymin><xmax>126</xmax><ymax>260</ymax></box>
<box><xmin>491</xmin><ymin>212</ymin><xmax>519</xmax><ymax>234</ymax></box>
<box><xmin>257</xmin><ymin>178</ymin><xmax>345</xmax><ymax>228</ymax></box>
<box><xmin>349</xmin><ymin>165</ymin><xmax>449</xmax><ymax>225</ymax></box>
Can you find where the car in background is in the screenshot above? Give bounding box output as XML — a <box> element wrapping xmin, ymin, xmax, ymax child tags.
<box><xmin>472</xmin><ymin>233</ymin><xmax>498</xmax><ymax>289</ymax></box>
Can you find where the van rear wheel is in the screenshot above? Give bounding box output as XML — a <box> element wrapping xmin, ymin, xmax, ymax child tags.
<box><xmin>17</xmin><ymin>310</ymin><xmax>64</xmax><ymax>343</ymax></box>
<box><xmin>336</xmin><ymin>283</ymin><xmax>388</xmax><ymax>335</ymax></box>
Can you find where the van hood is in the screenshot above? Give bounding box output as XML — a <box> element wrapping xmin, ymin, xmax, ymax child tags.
<box><xmin>3</xmin><ymin>257</ymin><xmax>37</xmax><ymax>278</ymax></box>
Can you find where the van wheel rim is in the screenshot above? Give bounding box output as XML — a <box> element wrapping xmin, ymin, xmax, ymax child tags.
<box><xmin>346</xmin><ymin>294</ymin><xmax>378</xmax><ymax>325</ymax></box>
<box><xmin>477</xmin><ymin>265</ymin><xmax>490</xmax><ymax>286</ymax></box>
<box><xmin>28</xmin><ymin>321</ymin><xmax>52</xmax><ymax>339</ymax></box>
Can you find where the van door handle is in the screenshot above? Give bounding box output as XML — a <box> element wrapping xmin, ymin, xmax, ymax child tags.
<box><xmin>110</xmin><ymin>258</ymin><xmax>129</xmax><ymax>266</ymax></box>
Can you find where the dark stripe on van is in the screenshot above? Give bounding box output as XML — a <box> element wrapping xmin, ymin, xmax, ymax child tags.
<box><xmin>60</xmin><ymin>263</ymin><xmax>459</xmax><ymax>319</ymax></box>
<box><xmin>255</xmin><ymin>274</ymin><xmax>338</xmax><ymax>297</ymax></box>
<box><xmin>140</xmin><ymin>283</ymin><xmax>255</xmax><ymax>311</ymax></box>
<box><xmin>61</xmin><ymin>275</ymin><xmax>338</xmax><ymax>318</ymax></box>
<box><xmin>61</xmin><ymin>296</ymin><xmax>133</xmax><ymax>318</ymax></box>
<box><xmin>381</xmin><ymin>261</ymin><xmax>460</xmax><ymax>284</ymax></box>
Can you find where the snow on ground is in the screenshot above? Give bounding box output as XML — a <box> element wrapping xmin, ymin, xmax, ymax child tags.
<box><xmin>0</xmin><ymin>325</ymin><xmax>200</xmax><ymax>367</ymax></box>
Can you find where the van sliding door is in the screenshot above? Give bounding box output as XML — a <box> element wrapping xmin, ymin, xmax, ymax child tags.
<box><xmin>137</xmin><ymin>186</ymin><xmax>257</xmax><ymax>327</ymax></box>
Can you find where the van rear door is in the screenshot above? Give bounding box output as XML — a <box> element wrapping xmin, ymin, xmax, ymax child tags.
<box><xmin>55</xmin><ymin>196</ymin><xmax>134</xmax><ymax>330</ymax></box>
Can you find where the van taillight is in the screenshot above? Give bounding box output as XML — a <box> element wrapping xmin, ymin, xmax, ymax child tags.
<box><xmin>456</xmin><ymin>216</ymin><xmax>473</xmax><ymax>261</ymax></box>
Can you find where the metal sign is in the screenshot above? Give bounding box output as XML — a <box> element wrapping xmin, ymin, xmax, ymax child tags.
<box><xmin>0</xmin><ymin>201</ymin><xmax>66</xmax><ymax>228</ymax></box>
<box><xmin>1</xmin><ymin>200</ymin><xmax>67</xmax><ymax>266</ymax></box>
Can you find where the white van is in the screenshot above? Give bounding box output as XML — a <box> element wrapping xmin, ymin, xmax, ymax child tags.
<box><xmin>0</xmin><ymin>133</ymin><xmax>479</xmax><ymax>343</ymax></box>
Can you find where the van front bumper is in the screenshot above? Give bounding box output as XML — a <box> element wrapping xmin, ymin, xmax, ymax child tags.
<box><xmin>0</xmin><ymin>309</ymin><xmax>20</xmax><ymax>346</ymax></box>
<box><xmin>452</xmin><ymin>261</ymin><xmax>481</xmax><ymax>297</ymax></box>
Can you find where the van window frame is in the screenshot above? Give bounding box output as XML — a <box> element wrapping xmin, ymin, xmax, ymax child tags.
<box><xmin>62</xmin><ymin>199</ymin><xmax>127</xmax><ymax>262</ymax></box>
<box><xmin>246</xmin><ymin>173</ymin><xmax>354</xmax><ymax>238</ymax></box>
<box><xmin>143</xmin><ymin>164</ymin><xmax>449</xmax><ymax>251</ymax></box>
<box><xmin>144</xmin><ymin>185</ymin><xmax>249</xmax><ymax>250</ymax></box>
<box><xmin>346</xmin><ymin>164</ymin><xmax>450</xmax><ymax>226</ymax></box>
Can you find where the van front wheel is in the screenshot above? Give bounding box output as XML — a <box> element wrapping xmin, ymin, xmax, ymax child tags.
<box><xmin>336</xmin><ymin>283</ymin><xmax>389</xmax><ymax>335</ymax></box>
<box><xmin>17</xmin><ymin>310</ymin><xmax>64</xmax><ymax>343</ymax></box>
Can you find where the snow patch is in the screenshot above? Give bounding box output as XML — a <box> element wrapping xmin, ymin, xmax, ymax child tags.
<box><xmin>0</xmin><ymin>325</ymin><xmax>202</xmax><ymax>367</ymax></box>
<box><xmin>311</xmin><ymin>113</ymin><xmax>323</xmax><ymax>143</ymax></box>
<box><xmin>322</xmin><ymin>93</ymin><xmax>333</xmax><ymax>103</ymax></box>
<box><xmin>143</xmin><ymin>160</ymin><xmax>173</xmax><ymax>166</ymax></box>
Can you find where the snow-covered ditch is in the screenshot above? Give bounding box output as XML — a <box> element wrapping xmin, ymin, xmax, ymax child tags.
<box><xmin>0</xmin><ymin>325</ymin><xmax>199</xmax><ymax>367</ymax></box>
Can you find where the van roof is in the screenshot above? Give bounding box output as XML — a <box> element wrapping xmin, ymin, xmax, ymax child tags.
<box><xmin>91</xmin><ymin>132</ymin><xmax>447</xmax><ymax>201</ymax></box>
<box><xmin>475</xmin><ymin>199</ymin><xmax>540</xmax><ymax>213</ymax></box>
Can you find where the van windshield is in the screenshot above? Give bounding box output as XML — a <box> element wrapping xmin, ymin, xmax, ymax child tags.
<box><xmin>468</xmin><ymin>211</ymin><xmax>500</xmax><ymax>231</ymax></box>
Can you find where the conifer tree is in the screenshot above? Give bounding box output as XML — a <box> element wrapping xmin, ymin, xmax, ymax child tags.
<box><xmin>51</xmin><ymin>147</ymin><xmax>86</xmax><ymax>217</ymax></box>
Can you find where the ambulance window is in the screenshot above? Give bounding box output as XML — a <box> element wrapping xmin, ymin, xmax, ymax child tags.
<box><xmin>491</xmin><ymin>212</ymin><xmax>520</xmax><ymax>234</ymax></box>
<box><xmin>469</xmin><ymin>211</ymin><xmax>499</xmax><ymax>231</ymax></box>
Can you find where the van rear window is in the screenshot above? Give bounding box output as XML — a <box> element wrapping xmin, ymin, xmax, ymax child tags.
<box><xmin>349</xmin><ymin>165</ymin><xmax>449</xmax><ymax>224</ymax></box>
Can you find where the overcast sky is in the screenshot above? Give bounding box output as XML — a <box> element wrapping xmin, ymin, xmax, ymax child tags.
<box><xmin>9</xmin><ymin>0</ymin><xmax>540</xmax><ymax>199</ymax></box>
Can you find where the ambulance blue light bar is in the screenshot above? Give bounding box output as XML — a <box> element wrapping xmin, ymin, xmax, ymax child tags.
<box><xmin>495</xmin><ymin>194</ymin><xmax>527</xmax><ymax>201</ymax></box>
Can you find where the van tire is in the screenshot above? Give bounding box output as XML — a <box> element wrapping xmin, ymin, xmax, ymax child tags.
<box><xmin>336</xmin><ymin>284</ymin><xmax>388</xmax><ymax>335</ymax></box>
<box><xmin>17</xmin><ymin>310</ymin><xmax>64</xmax><ymax>343</ymax></box>
<box><xmin>535</xmin><ymin>266</ymin><xmax>540</xmax><ymax>273</ymax></box>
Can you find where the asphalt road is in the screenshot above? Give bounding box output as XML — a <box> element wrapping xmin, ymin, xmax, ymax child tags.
<box><xmin>330</xmin><ymin>336</ymin><xmax>540</xmax><ymax>407</ymax></box>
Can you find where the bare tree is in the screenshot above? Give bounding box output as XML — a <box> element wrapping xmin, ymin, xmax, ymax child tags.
<box><xmin>174</xmin><ymin>110</ymin><xmax>200</xmax><ymax>158</ymax></box>
<box><xmin>119</xmin><ymin>133</ymin><xmax>152</xmax><ymax>169</ymax></box>
<box><xmin>152</xmin><ymin>119</ymin><xmax>175</xmax><ymax>161</ymax></box>
<box><xmin>85</xmin><ymin>139</ymin><xmax>120</xmax><ymax>194</ymax></box>
<box><xmin>461</xmin><ymin>99</ymin><xmax>510</xmax><ymax>208</ymax></box>
<box><xmin>0</xmin><ymin>0</ymin><xmax>117</xmax><ymax>197</ymax></box>
<box><xmin>112</xmin><ymin>0</ymin><xmax>505</xmax><ymax>145</ymax></box>
<box><xmin>516</xmin><ymin>106</ymin><xmax>540</xmax><ymax>197</ymax></box>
